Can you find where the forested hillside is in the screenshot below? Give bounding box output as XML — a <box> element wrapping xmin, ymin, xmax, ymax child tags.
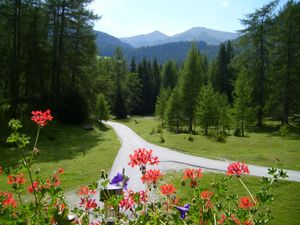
<box><xmin>0</xmin><ymin>0</ymin><xmax>299</xmax><ymax>139</ymax></box>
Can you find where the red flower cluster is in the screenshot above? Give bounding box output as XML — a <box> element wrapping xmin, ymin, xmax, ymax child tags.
<box><xmin>201</xmin><ymin>190</ymin><xmax>214</xmax><ymax>209</ymax></box>
<box><xmin>78</xmin><ymin>186</ymin><xmax>97</xmax><ymax>196</ymax></box>
<box><xmin>141</xmin><ymin>169</ymin><xmax>163</xmax><ymax>184</ymax></box>
<box><xmin>128</xmin><ymin>148</ymin><xmax>159</xmax><ymax>168</ymax></box>
<box><xmin>31</xmin><ymin>109</ymin><xmax>53</xmax><ymax>127</ymax></box>
<box><xmin>139</xmin><ymin>190</ymin><xmax>148</xmax><ymax>203</ymax></box>
<box><xmin>160</xmin><ymin>184</ymin><xmax>176</xmax><ymax>195</ymax></box>
<box><xmin>7</xmin><ymin>173</ymin><xmax>26</xmax><ymax>185</ymax></box>
<box><xmin>201</xmin><ymin>190</ymin><xmax>214</xmax><ymax>200</ymax></box>
<box><xmin>27</xmin><ymin>181</ymin><xmax>39</xmax><ymax>193</ymax></box>
<box><xmin>0</xmin><ymin>166</ymin><xmax>2</xmax><ymax>175</ymax></box>
<box><xmin>227</xmin><ymin>162</ymin><xmax>249</xmax><ymax>177</ymax></box>
<box><xmin>80</xmin><ymin>198</ymin><xmax>97</xmax><ymax>211</ymax></box>
<box><xmin>183</xmin><ymin>168</ymin><xmax>203</xmax><ymax>187</ymax></box>
<box><xmin>27</xmin><ymin>168</ymin><xmax>64</xmax><ymax>193</ymax></box>
<box><xmin>0</xmin><ymin>192</ymin><xmax>17</xmax><ymax>208</ymax></box>
<box><xmin>119</xmin><ymin>190</ymin><xmax>135</xmax><ymax>211</ymax></box>
<box><xmin>239</xmin><ymin>197</ymin><xmax>255</xmax><ymax>209</ymax></box>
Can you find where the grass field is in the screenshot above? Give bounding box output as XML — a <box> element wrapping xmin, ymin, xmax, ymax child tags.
<box><xmin>118</xmin><ymin>116</ymin><xmax>300</xmax><ymax>170</ymax></box>
<box><xmin>164</xmin><ymin>172</ymin><xmax>300</xmax><ymax>225</ymax></box>
<box><xmin>0</xmin><ymin>122</ymin><xmax>120</xmax><ymax>192</ymax></box>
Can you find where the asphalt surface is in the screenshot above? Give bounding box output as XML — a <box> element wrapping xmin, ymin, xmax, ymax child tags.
<box><xmin>106</xmin><ymin>121</ymin><xmax>300</xmax><ymax>192</ymax></box>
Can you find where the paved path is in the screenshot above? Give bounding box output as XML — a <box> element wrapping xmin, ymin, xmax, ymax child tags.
<box><xmin>106</xmin><ymin>121</ymin><xmax>300</xmax><ymax>192</ymax></box>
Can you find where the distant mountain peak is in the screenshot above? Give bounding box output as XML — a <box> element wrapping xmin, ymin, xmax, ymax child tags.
<box><xmin>121</xmin><ymin>26</ymin><xmax>239</xmax><ymax>47</ymax></box>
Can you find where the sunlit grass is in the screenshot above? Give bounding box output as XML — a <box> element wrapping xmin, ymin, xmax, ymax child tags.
<box><xmin>165</xmin><ymin>172</ymin><xmax>300</xmax><ymax>225</ymax></box>
<box><xmin>118</xmin><ymin>116</ymin><xmax>300</xmax><ymax>170</ymax></box>
<box><xmin>0</xmin><ymin>122</ymin><xmax>120</xmax><ymax>192</ymax></box>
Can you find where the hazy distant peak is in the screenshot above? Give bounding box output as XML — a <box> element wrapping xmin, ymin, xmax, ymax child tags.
<box><xmin>121</xmin><ymin>26</ymin><xmax>239</xmax><ymax>47</ymax></box>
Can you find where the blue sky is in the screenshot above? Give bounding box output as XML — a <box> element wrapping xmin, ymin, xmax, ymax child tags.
<box><xmin>89</xmin><ymin>0</ymin><xmax>290</xmax><ymax>38</ymax></box>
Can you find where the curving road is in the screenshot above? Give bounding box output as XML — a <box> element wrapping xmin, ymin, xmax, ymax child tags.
<box><xmin>106</xmin><ymin>121</ymin><xmax>300</xmax><ymax>192</ymax></box>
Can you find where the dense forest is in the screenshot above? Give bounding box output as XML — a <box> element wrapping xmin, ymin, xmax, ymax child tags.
<box><xmin>0</xmin><ymin>0</ymin><xmax>299</xmax><ymax>138</ymax></box>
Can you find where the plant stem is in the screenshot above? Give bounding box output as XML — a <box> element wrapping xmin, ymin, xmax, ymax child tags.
<box><xmin>239</xmin><ymin>178</ymin><xmax>256</xmax><ymax>204</ymax></box>
<box><xmin>20</xmin><ymin>149</ymin><xmax>38</xmax><ymax>212</ymax></box>
<box><xmin>214</xmin><ymin>213</ymin><xmax>217</xmax><ymax>225</ymax></box>
<box><xmin>30</xmin><ymin>125</ymin><xmax>41</xmax><ymax>164</ymax></box>
<box><xmin>17</xmin><ymin>193</ymin><xmax>23</xmax><ymax>206</ymax></box>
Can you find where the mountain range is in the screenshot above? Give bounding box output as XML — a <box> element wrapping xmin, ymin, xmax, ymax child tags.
<box><xmin>120</xmin><ymin>27</ymin><xmax>239</xmax><ymax>47</ymax></box>
<box><xmin>94</xmin><ymin>27</ymin><xmax>239</xmax><ymax>64</ymax></box>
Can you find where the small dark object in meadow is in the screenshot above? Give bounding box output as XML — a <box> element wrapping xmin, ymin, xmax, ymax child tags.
<box><xmin>233</xmin><ymin>128</ymin><xmax>241</xmax><ymax>137</ymax></box>
<box><xmin>188</xmin><ymin>134</ymin><xmax>194</xmax><ymax>142</ymax></box>
<box><xmin>83</xmin><ymin>124</ymin><xmax>94</xmax><ymax>130</ymax></box>
<box><xmin>135</xmin><ymin>120</ymin><xmax>139</xmax><ymax>124</ymax></box>
<box><xmin>216</xmin><ymin>133</ymin><xmax>226</xmax><ymax>143</ymax></box>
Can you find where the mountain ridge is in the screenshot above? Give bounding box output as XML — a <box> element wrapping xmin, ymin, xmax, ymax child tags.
<box><xmin>120</xmin><ymin>26</ymin><xmax>239</xmax><ymax>47</ymax></box>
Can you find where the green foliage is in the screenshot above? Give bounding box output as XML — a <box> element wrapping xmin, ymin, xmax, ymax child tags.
<box><xmin>125</xmin><ymin>72</ymin><xmax>143</xmax><ymax>114</ymax></box>
<box><xmin>166</xmin><ymin>86</ymin><xmax>184</xmax><ymax>133</ymax></box>
<box><xmin>155</xmin><ymin>88</ymin><xmax>170</xmax><ymax>126</ymax></box>
<box><xmin>95</xmin><ymin>94</ymin><xmax>110</xmax><ymax>122</ymax></box>
<box><xmin>195</xmin><ymin>84</ymin><xmax>218</xmax><ymax>134</ymax></box>
<box><xmin>279</xmin><ymin>125</ymin><xmax>289</xmax><ymax>138</ymax></box>
<box><xmin>233</xmin><ymin>69</ymin><xmax>255</xmax><ymax>136</ymax></box>
<box><xmin>181</xmin><ymin>43</ymin><xmax>205</xmax><ymax>132</ymax></box>
<box><xmin>161</xmin><ymin>60</ymin><xmax>178</xmax><ymax>89</ymax></box>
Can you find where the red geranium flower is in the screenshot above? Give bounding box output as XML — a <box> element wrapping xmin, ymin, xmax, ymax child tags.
<box><xmin>128</xmin><ymin>148</ymin><xmax>159</xmax><ymax>168</ymax></box>
<box><xmin>139</xmin><ymin>190</ymin><xmax>148</xmax><ymax>203</ymax></box>
<box><xmin>0</xmin><ymin>192</ymin><xmax>17</xmax><ymax>208</ymax></box>
<box><xmin>239</xmin><ymin>197</ymin><xmax>255</xmax><ymax>209</ymax></box>
<box><xmin>160</xmin><ymin>184</ymin><xmax>176</xmax><ymax>195</ymax></box>
<box><xmin>78</xmin><ymin>186</ymin><xmax>96</xmax><ymax>196</ymax></box>
<box><xmin>119</xmin><ymin>190</ymin><xmax>135</xmax><ymax>211</ymax></box>
<box><xmin>27</xmin><ymin>181</ymin><xmax>39</xmax><ymax>193</ymax></box>
<box><xmin>218</xmin><ymin>214</ymin><xmax>227</xmax><ymax>225</ymax></box>
<box><xmin>31</xmin><ymin>109</ymin><xmax>53</xmax><ymax>127</ymax></box>
<box><xmin>201</xmin><ymin>190</ymin><xmax>214</xmax><ymax>200</ymax></box>
<box><xmin>141</xmin><ymin>169</ymin><xmax>163</xmax><ymax>184</ymax></box>
<box><xmin>227</xmin><ymin>162</ymin><xmax>249</xmax><ymax>177</ymax></box>
<box><xmin>7</xmin><ymin>173</ymin><xmax>26</xmax><ymax>185</ymax></box>
<box><xmin>183</xmin><ymin>168</ymin><xmax>203</xmax><ymax>180</ymax></box>
<box><xmin>244</xmin><ymin>221</ymin><xmax>253</xmax><ymax>225</ymax></box>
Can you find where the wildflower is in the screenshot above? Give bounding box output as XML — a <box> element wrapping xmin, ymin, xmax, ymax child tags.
<box><xmin>183</xmin><ymin>168</ymin><xmax>202</xmax><ymax>187</ymax></box>
<box><xmin>128</xmin><ymin>148</ymin><xmax>159</xmax><ymax>168</ymax></box>
<box><xmin>139</xmin><ymin>190</ymin><xmax>148</xmax><ymax>203</ymax></box>
<box><xmin>175</xmin><ymin>203</ymin><xmax>190</xmax><ymax>219</ymax></box>
<box><xmin>119</xmin><ymin>191</ymin><xmax>135</xmax><ymax>211</ymax></box>
<box><xmin>7</xmin><ymin>173</ymin><xmax>26</xmax><ymax>185</ymax></box>
<box><xmin>58</xmin><ymin>168</ymin><xmax>64</xmax><ymax>174</ymax></box>
<box><xmin>28</xmin><ymin>181</ymin><xmax>39</xmax><ymax>193</ymax></box>
<box><xmin>141</xmin><ymin>169</ymin><xmax>163</xmax><ymax>185</ymax></box>
<box><xmin>0</xmin><ymin>192</ymin><xmax>17</xmax><ymax>208</ymax></box>
<box><xmin>78</xmin><ymin>186</ymin><xmax>96</xmax><ymax>196</ymax></box>
<box><xmin>239</xmin><ymin>197</ymin><xmax>255</xmax><ymax>209</ymax></box>
<box><xmin>243</xmin><ymin>220</ymin><xmax>253</xmax><ymax>225</ymax></box>
<box><xmin>231</xmin><ymin>214</ymin><xmax>241</xmax><ymax>225</ymax></box>
<box><xmin>160</xmin><ymin>184</ymin><xmax>176</xmax><ymax>195</ymax></box>
<box><xmin>227</xmin><ymin>162</ymin><xmax>249</xmax><ymax>177</ymax></box>
<box><xmin>200</xmin><ymin>190</ymin><xmax>214</xmax><ymax>200</ymax></box>
<box><xmin>218</xmin><ymin>214</ymin><xmax>227</xmax><ymax>225</ymax></box>
<box><xmin>80</xmin><ymin>198</ymin><xmax>98</xmax><ymax>210</ymax></box>
<box><xmin>110</xmin><ymin>172</ymin><xmax>129</xmax><ymax>190</ymax></box>
<box><xmin>0</xmin><ymin>166</ymin><xmax>2</xmax><ymax>175</ymax></box>
<box><xmin>31</xmin><ymin>109</ymin><xmax>53</xmax><ymax>127</ymax></box>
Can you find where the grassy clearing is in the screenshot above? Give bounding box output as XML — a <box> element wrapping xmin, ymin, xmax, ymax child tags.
<box><xmin>118</xmin><ymin>116</ymin><xmax>300</xmax><ymax>170</ymax></box>
<box><xmin>164</xmin><ymin>172</ymin><xmax>300</xmax><ymax>225</ymax></box>
<box><xmin>0</xmin><ymin>122</ymin><xmax>120</xmax><ymax>192</ymax></box>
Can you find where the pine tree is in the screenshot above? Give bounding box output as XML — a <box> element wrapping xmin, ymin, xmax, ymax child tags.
<box><xmin>181</xmin><ymin>43</ymin><xmax>204</xmax><ymax>132</ymax></box>
<box><xmin>268</xmin><ymin>0</ymin><xmax>300</xmax><ymax>124</ymax></box>
<box><xmin>155</xmin><ymin>88</ymin><xmax>170</xmax><ymax>126</ymax></box>
<box><xmin>239</xmin><ymin>0</ymin><xmax>279</xmax><ymax>127</ymax></box>
<box><xmin>166</xmin><ymin>87</ymin><xmax>183</xmax><ymax>133</ymax></box>
<box><xmin>195</xmin><ymin>84</ymin><xmax>218</xmax><ymax>135</ymax></box>
<box><xmin>161</xmin><ymin>61</ymin><xmax>177</xmax><ymax>89</ymax></box>
<box><xmin>96</xmin><ymin>93</ymin><xmax>110</xmax><ymax>122</ymax></box>
<box><xmin>233</xmin><ymin>69</ymin><xmax>255</xmax><ymax>137</ymax></box>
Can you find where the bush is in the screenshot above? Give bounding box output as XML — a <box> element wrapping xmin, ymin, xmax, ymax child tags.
<box><xmin>279</xmin><ymin>125</ymin><xmax>289</xmax><ymax>138</ymax></box>
<box><xmin>215</xmin><ymin>133</ymin><xmax>226</xmax><ymax>143</ymax></box>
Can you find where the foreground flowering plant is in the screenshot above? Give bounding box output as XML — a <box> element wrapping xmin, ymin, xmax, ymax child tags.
<box><xmin>0</xmin><ymin>111</ymin><xmax>288</xmax><ymax>225</ymax></box>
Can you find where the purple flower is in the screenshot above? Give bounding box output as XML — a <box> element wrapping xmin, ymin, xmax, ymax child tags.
<box><xmin>110</xmin><ymin>173</ymin><xmax>129</xmax><ymax>190</ymax></box>
<box><xmin>175</xmin><ymin>204</ymin><xmax>190</xmax><ymax>219</ymax></box>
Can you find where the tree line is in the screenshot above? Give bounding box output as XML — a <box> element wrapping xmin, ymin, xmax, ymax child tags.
<box><xmin>0</xmin><ymin>0</ymin><xmax>299</xmax><ymax>139</ymax></box>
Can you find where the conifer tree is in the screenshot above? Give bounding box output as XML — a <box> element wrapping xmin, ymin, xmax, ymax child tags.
<box><xmin>96</xmin><ymin>93</ymin><xmax>110</xmax><ymax>122</ymax></box>
<box><xmin>166</xmin><ymin>87</ymin><xmax>183</xmax><ymax>133</ymax></box>
<box><xmin>155</xmin><ymin>88</ymin><xmax>170</xmax><ymax>126</ymax></box>
<box><xmin>181</xmin><ymin>43</ymin><xmax>204</xmax><ymax>132</ymax></box>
